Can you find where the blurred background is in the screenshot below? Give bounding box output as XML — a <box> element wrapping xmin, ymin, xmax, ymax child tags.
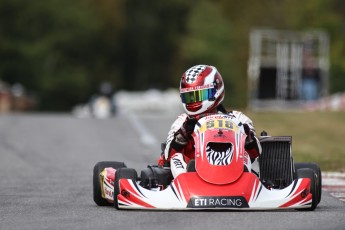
<box><xmin>1</xmin><ymin>0</ymin><xmax>345</xmax><ymax>113</ymax></box>
<box><xmin>0</xmin><ymin>0</ymin><xmax>344</xmax><ymax>171</ymax></box>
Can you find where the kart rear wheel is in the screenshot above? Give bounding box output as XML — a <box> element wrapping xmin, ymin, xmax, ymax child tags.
<box><xmin>295</xmin><ymin>162</ymin><xmax>322</xmax><ymax>204</ymax></box>
<box><xmin>296</xmin><ymin>168</ymin><xmax>318</xmax><ymax>211</ymax></box>
<box><xmin>93</xmin><ymin>161</ymin><xmax>126</xmax><ymax>206</ymax></box>
<box><xmin>113</xmin><ymin>168</ymin><xmax>138</xmax><ymax>209</ymax></box>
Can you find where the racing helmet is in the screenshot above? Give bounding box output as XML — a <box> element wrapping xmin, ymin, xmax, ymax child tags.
<box><xmin>180</xmin><ymin>65</ymin><xmax>225</xmax><ymax>116</ymax></box>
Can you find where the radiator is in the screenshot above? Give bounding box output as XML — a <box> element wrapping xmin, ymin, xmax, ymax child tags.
<box><xmin>259</xmin><ymin>136</ymin><xmax>294</xmax><ymax>188</ymax></box>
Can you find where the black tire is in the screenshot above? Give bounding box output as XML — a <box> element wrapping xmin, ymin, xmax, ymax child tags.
<box><xmin>296</xmin><ymin>168</ymin><xmax>318</xmax><ymax>211</ymax></box>
<box><xmin>93</xmin><ymin>161</ymin><xmax>126</xmax><ymax>206</ymax></box>
<box><xmin>113</xmin><ymin>168</ymin><xmax>138</xmax><ymax>209</ymax></box>
<box><xmin>295</xmin><ymin>162</ymin><xmax>322</xmax><ymax>204</ymax></box>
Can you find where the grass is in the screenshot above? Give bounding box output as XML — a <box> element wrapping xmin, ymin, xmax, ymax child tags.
<box><xmin>244</xmin><ymin>111</ymin><xmax>345</xmax><ymax>172</ymax></box>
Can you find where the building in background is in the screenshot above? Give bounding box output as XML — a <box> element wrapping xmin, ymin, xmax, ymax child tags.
<box><xmin>247</xmin><ymin>29</ymin><xmax>329</xmax><ymax>110</ymax></box>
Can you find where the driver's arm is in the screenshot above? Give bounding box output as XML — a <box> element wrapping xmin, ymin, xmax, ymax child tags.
<box><xmin>162</xmin><ymin>114</ymin><xmax>188</xmax><ymax>161</ymax></box>
<box><xmin>231</xmin><ymin>111</ymin><xmax>262</xmax><ymax>160</ymax></box>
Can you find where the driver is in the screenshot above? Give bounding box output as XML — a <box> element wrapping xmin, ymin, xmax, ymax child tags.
<box><xmin>157</xmin><ymin>65</ymin><xmax>262</xmax><ymax>178</ymax></box>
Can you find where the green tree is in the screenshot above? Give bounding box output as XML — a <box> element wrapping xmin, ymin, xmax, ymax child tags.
<box><xmin>179</xmin><ymin>0</ymin><xmax>238</xmax><ymax>107</ymax></box>
<box><xmin>1</xmin><ymin>0</ymin><xmax>345</xmax><ymax>110</ymax></box>
<box><xmin>119</xmin><ymin>0</ymin><xmax>193</xmax><ymax>90</ymax></box>
<box><xmin>0</xmin><ymin>0</ymin><xmax>125</xmax><ymax>110</ymax></box>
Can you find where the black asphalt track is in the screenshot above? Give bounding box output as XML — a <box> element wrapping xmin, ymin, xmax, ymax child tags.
<box><xmin>0</xmin><ymin>113</ymin><xmax>344</xmax><ymax>230</ymax></box>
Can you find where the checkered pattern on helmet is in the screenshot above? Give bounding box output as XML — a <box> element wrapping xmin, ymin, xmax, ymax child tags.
<box><xmin>185</xmin><ymin>65</ymin><xmax>206</xmax><ymax>83</ymax></box>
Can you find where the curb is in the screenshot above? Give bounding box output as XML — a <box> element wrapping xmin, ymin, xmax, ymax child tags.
<box><xmin>322</xmin><ymin>172</ymin><xmax>345</xmax><ymax>202</ymax></box>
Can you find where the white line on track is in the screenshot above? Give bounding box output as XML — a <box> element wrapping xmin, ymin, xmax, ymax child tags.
<box><xmin>125</xmin><ymin>112</ymin><xmax>159</xmax><ymax>147</ymax></box>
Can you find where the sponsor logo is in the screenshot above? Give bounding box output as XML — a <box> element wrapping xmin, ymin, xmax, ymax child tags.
<box><xmin>204</xmin><ymin>114</ymin><xmax>232</xmax><ymax>120</ymax></box>
<box><xmin>187</xmin><ymin>196</ymin><xmax>248</xmax><ymax>208</ymax></box>
<box><xmin>121</xmin><ymin>189</ymin><xmax>130</xmax><ymax>199</ymax></box>
<box><xmin>180</xmin><ymin>84</ymin><xmax>214</xmax><ymax>92</ymax></box>
<box><xmin>104</xmin><ymin>186</ymin><xmax>114</xmax><ymax>199</ymax></box>
<box><xmin>172</xmin><ymin>158</ymin><xmax>185</xmax><ymax>169</ymax></box>
<box><xmin>301</xmin><ymin>189</ymin><xmax>309</xmax><ymax>198</ymax></box>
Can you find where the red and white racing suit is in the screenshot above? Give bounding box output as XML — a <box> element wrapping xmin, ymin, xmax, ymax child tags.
<box><xmin>158</xmin><ymin>110</ymin><xmax>262</xmax><ymax>178</ymax></box>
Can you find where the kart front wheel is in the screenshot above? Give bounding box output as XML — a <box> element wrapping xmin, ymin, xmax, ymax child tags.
<box><xmin>295</xmin><ymin>162</ymin><xmax>322</xmax><ymax>204</ymax></box>
<box><xmin>296</xmin><ymin>168</ymin><xmax>318</xmax><ymax>211</ymax></box>
<box><xmin>93</xmin><ymin>161</ymin><xmax>126</xmax><ymax>206</ymax></box>
<box><xmin>113</xmin><ymin>168</ymin><xmax>138</xmax><ymax>209</ymax></box>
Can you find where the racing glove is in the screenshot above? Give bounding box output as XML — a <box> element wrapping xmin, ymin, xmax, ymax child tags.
<box><xmin>172</xmin><ymin>117</ymin><xmax>197</xmax><ymax>150</ymax></box>
<box><xmin>243</xmin><ymin>123</ymin><xmax>262</xmax><ymax>159</ymax></box>
<box><xmin>157</xmin><ymin>154</ymin><xmax>166</xmax><ymax>167</ymax></box>
<box><xmin>164</xmin><ymin>114</ymin><xmax>197</xmax><ymax>161</ymax></box>
<box><xmin>184</xmin><ymin>117</ymin><xmax>198</xmax><ymax>135</ymax></box>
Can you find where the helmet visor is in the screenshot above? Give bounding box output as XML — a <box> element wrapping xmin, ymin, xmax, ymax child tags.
<box><xmin>181</xmin><ymin>88</ymin><xmax>216</xmax><ymax>104</ymax></box>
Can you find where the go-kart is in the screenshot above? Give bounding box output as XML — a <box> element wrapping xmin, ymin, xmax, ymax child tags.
<box><xmin>93</xmin><ymin>114</ymin><xmax>321</xmax><ymax>210</ymax></box>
